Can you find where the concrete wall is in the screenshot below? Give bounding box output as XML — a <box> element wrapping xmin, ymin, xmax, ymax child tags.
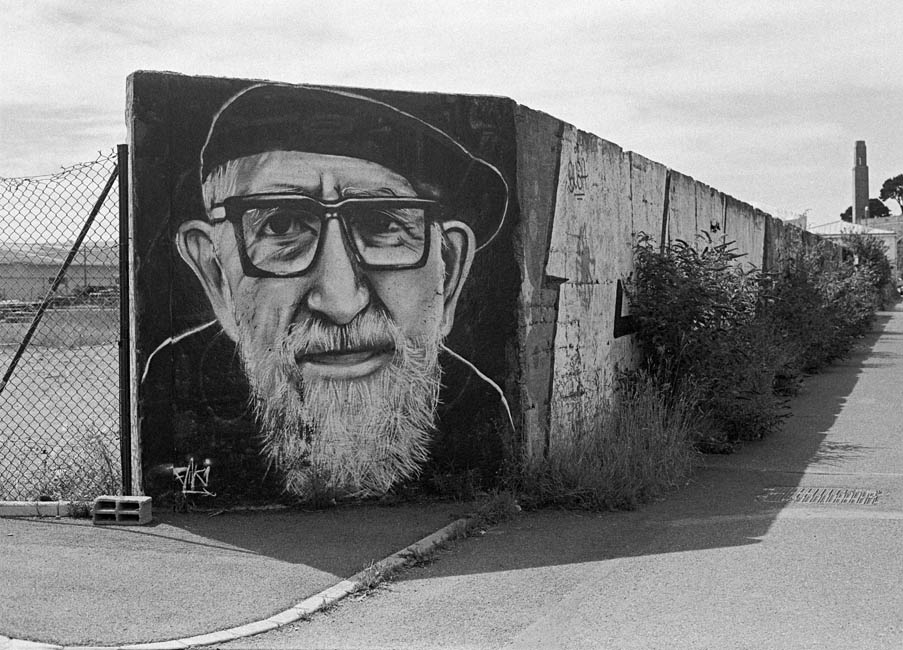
<box><xmin>130</xmin><ymin>72</ymin><xmax>521</xmax><ymax>500</ymax></box>
<box><xmin>130</xmin><ymin>71</ymin><xmax>817</xmax><ymax>498</ymax></box>
<box><xmin>513</xmin><ymin>117</ymin><xmax>806</xmax><ymax>460</ymax></box>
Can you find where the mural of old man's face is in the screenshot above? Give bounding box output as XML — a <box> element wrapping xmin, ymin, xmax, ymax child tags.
<box><xmin>133</xmin><ymin>78</ymin><xmax>513</xmax><ymax>500</ymax></box>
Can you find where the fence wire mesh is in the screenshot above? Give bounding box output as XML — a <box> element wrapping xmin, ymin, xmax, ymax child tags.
<box><xmin>0</xmin><ymin>151</ymin><xmax>122</xmax><ymax>500</ymax></box>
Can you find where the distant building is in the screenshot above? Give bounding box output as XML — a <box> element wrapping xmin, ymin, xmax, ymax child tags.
<box><xmin>0</xmin><ymin>242</ymin><xmax>119</xmax><ymax>301</ymax></box>
<box><xmin>853</xmin><ymin>141</ymin><xmax>869</xmax><ymax>224</ymax></box>
<box><xmin>749</xmin><ymin>202</ymin><xmax>809</xmax><ymax>230</ymax></box>
<box><xmin>861</xmin><ymin>210</ymin><xmax>903</xmax><ymax>277</ymax></box>
<box><xmin>808</xmin><ymin>220</ymin><xmax>897</xmax><ymax>277</ymax></box>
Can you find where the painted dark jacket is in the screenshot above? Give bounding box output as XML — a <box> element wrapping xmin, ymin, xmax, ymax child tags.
<box><xmin>139</xmin><ymin>325</ymin><xmax>510</xmax><ymax>499</ymax></box>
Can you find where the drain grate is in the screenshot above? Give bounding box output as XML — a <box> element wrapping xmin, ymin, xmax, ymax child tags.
<box><xmin>758</xmin><ymin>487</ymin><xmax>881</xmax><ymax>505</ymax></box>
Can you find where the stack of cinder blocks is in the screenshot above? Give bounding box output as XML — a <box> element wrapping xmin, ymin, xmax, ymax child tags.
<box><xmin>93</xmin><ymin>495</ymin><xmax>152</xmax><ymax>525</ymax></box>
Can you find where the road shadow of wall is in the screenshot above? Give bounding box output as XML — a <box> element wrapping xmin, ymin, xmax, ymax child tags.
<box><xmin>389</xmin><ymin>309</ymin><xmax>897</xmax><ymax>579</ymax></box>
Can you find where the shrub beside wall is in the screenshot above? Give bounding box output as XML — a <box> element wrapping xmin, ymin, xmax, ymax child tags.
<box><xmin>629</xmin><ymin>231</ymin><xmax>891</xmax><ymax>454</ymax></box>
<box><xmin>629</xmin><ymin>233</ymin><xmax>785</xmax><ymax>451</ymax></box>
<box><xmin>502</xmin><ymin>230</ymin><xmax>890</xmax><ymax>512</ymax></box>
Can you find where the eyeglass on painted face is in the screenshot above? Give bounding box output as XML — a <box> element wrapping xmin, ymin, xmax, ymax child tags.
<box><xmin>209</xmin><ymin>193</ymin><xmax>440</xmax><ymax>278</ymax></box>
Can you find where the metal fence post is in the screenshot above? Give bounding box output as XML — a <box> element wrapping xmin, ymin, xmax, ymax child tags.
<box><xmin>117</xmin><ymin>144</ymin><xmax>133</xmax><ymax>496</ymax></box>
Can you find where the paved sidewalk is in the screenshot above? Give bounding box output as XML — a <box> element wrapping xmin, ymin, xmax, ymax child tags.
<box><xmin>0</xmin><ymin>501</ymin><xmax>475</xmax><ymax>647</ymax></box>
<box><xmin>219</xmin><ymin>307</ymin><xmax>903</xmax><ymax>649</ymax></box>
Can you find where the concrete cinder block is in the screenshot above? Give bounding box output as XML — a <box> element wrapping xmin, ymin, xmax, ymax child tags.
<box><xmin>92</xmin><ymin>495</ymin><xmax>152</xmax><ymax>525</ymax></box>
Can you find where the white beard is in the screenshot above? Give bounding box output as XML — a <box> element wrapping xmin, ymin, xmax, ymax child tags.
<box><xmin>238</xmin><ymin>309</ymin><xmax>442</xmax><ymax>500</ymax></box>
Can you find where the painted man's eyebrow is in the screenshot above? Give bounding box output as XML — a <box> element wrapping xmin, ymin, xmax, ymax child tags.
<box><xmin>340</xmin><ymin>186</ymin><xmax>401</xmax><ymax>198</ymax></box>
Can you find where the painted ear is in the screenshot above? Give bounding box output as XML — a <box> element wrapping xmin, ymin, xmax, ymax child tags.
<box><xmin>439</xmin><ymin>220</ymin><xmax>476</xmax><ymax>337</ymax></box>
<box><xmin>175</xmin><ymin>220</ymin><xmax>240</xmax><ymax>340</ymax></box>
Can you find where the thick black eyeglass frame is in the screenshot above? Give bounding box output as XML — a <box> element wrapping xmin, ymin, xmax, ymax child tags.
<box><xmin>210</xmin><ymin>193</ymin><xmax>440</xmax><ymax>278</ymax></box>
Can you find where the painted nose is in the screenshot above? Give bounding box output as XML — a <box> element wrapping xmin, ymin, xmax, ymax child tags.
<box><xmin>305</xmin><ymin>219</ymin><xmax>371</xmax><ymax>325</ymax></box>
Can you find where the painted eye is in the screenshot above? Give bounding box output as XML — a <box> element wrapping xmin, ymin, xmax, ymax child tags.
<box><xmin>248</xmin><ymin>207</ymin><xmax>319</xmax><ymax>239</ymax></box>
<box><xmin>353</xmin><ymin>209</ymin><xmax>424</xmax><ymax>244</ymax></box>
<box><xmin>263</xmin><ymin>212</ymin><xmax>297</xmax><ymax>236</ymax></box>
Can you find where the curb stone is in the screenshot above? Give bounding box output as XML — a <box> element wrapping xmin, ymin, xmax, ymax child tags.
<box><xmin>0</xmin><ymin>516</ymin><xmax>473</xmax><ymax>649</ymax></box>
<box><xmin>0</xmin><ymin>501</ymin><xmax>71</xmax><ymax>518</ymax></box>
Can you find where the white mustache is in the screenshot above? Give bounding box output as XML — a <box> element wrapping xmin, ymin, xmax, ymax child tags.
<box><xmin>284</xmin><ymin>309</ymin><xmax>400</xmax><ymax>359</ymax></box>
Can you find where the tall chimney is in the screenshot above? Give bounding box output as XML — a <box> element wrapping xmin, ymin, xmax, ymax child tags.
<box><xmin>853</xmin><ymin>140</ymin><xmax>869</xmax><ymax>224</ymax></box>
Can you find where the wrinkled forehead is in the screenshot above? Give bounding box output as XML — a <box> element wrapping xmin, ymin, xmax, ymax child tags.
<box><xmin>202</xmin><ymin>150</ymin><xmax>418</xmax><ymax>211</ymax></box>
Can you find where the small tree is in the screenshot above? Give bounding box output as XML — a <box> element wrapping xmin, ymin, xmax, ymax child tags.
<box><xmin>868</xmin><ymin>199</ymin><xmax>891</xmax><ymax>219</ymax></box>
<box><xmin>842</xmin><ymin>232</ymin><xmax>892</xmax><ymax>294</ymax></box>
<box><xmin>879</xmin><ymin>175</ymin><xmax>903</xmax><ymax>214</ymax></box>
<box><xmin>841</xmin><ymin>199</ymin><xmax>890</xmax><ymax>221</ymax></box>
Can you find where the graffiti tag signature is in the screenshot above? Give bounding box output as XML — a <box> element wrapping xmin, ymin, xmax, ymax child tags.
<box><xmin>565</xmin><ymin>142</ymin><xmax>589</xmax><ymax>200</ymax></box>
<box><xmin>173</xmin><ymin>457</ymin><xmax>216</xmax><ymax>496</ymax></box>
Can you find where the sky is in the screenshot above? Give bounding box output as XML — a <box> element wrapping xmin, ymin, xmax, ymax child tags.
<box><xmin>1</xmin><ymin>0</ymin><xmax>900</xmax><ymax>226</ymax></box>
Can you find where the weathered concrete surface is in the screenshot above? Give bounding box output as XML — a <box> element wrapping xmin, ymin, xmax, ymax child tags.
<box><xmin>665</xmin><ymin>169</ymin><xmax>697</xmax><ymax>246</ymax></box>
<box><xmin>725</xmin><ymin>195</ymin><xmax>766</xmax><ymax>269</ymax></box>
<box><xmin>628</xmin><ymin>152</ymin><xmax>667</xmax><ymax>243</ymax></box>
<box><xmin>128</xmin><ymin>72</ymin><xmax>835</xmax><ymax>480</ymax></box>
<box><xmin>221</xmin><ymin>307</ymin><xmax>903</xmax><ymax>650</ymax></box>
<box><xmin>0</xmin><ymin>503</ymin><xmax>474</xmax><ymax>646</ymax></box>
<box><xmin>513</xmin><ymin>106</ymin><xmax>563</xmax><ymax>459</ymax></box>
<box><xmin>695</xmin><ymin>180</ymin><xmax>725</xmax><ymax>245</ymax></box>
<box><xmin>544</xmin><ymin>126</ymin><xmax>634</xmax><ymax>441</ymax></box>
<box><xmin>514</xmin><ymin>115</ymin><xmax>808</xmax><ymax>459</ymax></box>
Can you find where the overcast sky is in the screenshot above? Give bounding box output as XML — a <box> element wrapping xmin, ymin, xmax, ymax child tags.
<box><xmin>1</xmin><ymin>0</ymin><xmax>900</xmax><ymax>224</ymax></box>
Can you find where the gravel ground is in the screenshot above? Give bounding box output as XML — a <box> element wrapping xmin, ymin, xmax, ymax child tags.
<box><xmin>0</xmin><ymin>340</ymin><xmax>120</xmax><ymax>500</ymax></box>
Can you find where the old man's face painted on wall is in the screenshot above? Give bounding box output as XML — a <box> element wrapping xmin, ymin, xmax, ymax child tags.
<box><xmin>177</xmin><ymin>150</ymin><xmax>476</xmax><ymax>497</ymax></box>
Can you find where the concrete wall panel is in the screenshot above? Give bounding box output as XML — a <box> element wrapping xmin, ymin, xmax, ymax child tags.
<box><xmin>513</xmin><ymin>106</ymin><xmax>564</xmax><ymax>459</ymax></box>
<box><xmin>629</xmin><ymin>152</ymin><xmax>668</xmax><ymax>243</ymax></box>
<box><xmin>695</xmin><ymin>182</ymin><xmax>725</xmax><ymax>247</ymax></box>
<box><xmin>724</xmin><ymin>195</ymin><xmax>766</xmax><ymax>269</ymax></box>
<box><xmin>666</xmin><ymin>170</ymin><xmax>698</xmax><ymax>247</ymax></box>
<box><xmin>762</xmin><ymin>212</ymin><xmax>781</xmax><ymax>271</ymax></box>
<box><xmin>548</xmin><ymin>281</ymin><xmax>612</xmax><ymax>448</ymax></box>
<box><xmin>131</xmin><ymin>72</ymin><xmax>521</xmax><ymax>500</ymax></box>
<box><xmin>542</xmin><ymin>127</ymin><xmax>636</xmax><ymax>447</ymax></box>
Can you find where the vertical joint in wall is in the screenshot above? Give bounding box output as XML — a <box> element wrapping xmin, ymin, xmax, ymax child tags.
<box><xmin>721</xmin><ymin>195</ymin><xmax>728</xmax><ymax>244</ymax></box>
<box><xmin>660</xmin><ymin>170</ymin><xmax>672</xmax><ymax>253</ymax></box>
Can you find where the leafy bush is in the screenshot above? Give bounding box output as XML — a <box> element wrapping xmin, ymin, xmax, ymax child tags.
<box><xmin>760</xmin><ymin>234</ymin><xmax>888</xmax><ymax>380</ymax></box>
<box><xmin>505</xmin><ymin>370</ymin><xmax>700</xmax><ymax>510</ymax></box>
<box><xmin>497</xmin><ymin>229</ymin><xmax>888</xmax><ymax>512</ymax></box>
<box><xmin>629</xmin><ymin>231</ymin><xmax>887</xmax><ymax>452</ymax></box>
<box><xmin>842</xmin><ymin>233</ymin><xmax>892</xmax><ymax>306</ymax></box>
<box><xmin>629</xmin><ymin>233</ymin><xmax>786</xmax><ymax>449</ymax></box>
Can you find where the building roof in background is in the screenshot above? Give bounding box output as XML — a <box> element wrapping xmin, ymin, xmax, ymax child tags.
<box><xmin>0</xmin><ymin>241</ymin><xmax>118</xmax><ymax>266</ymax></box>
<box><xmin>748</xmin><ymin>201</ymin><xmax>810</xmax><ymax>222</ymax></box>
<box><xmin>808</xmin><ymin>220</ymin><xmax>895</xmax><ymax>236</ymax></box>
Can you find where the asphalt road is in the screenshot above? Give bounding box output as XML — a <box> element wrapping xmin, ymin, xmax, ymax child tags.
<box><xmin>222</xmin><ymin>308</ymin><xmax>903</xmax><ymax>650</ymax></box>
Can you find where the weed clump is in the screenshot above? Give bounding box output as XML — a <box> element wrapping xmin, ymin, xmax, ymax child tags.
<box><xmin>507</xmin><ymin>371</ymin><xmax>700</xmax><ymax>511</ymax></box>
<box><xmin>33</xmin><ymin>426</ymin><xmax>121</xmax><ymax>501</ymax></box>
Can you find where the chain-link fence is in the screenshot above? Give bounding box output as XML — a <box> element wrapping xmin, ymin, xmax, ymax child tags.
<box><xmin>0</xmin><ymin>150</ymin><xmax>123</xmax><ymax>501</ymax></box>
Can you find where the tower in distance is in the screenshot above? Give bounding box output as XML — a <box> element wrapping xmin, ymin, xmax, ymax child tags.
<box><xmin>853</xmin><ymin>140</ymin><xmax>869</xmax><ymax>223</ymax></box>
